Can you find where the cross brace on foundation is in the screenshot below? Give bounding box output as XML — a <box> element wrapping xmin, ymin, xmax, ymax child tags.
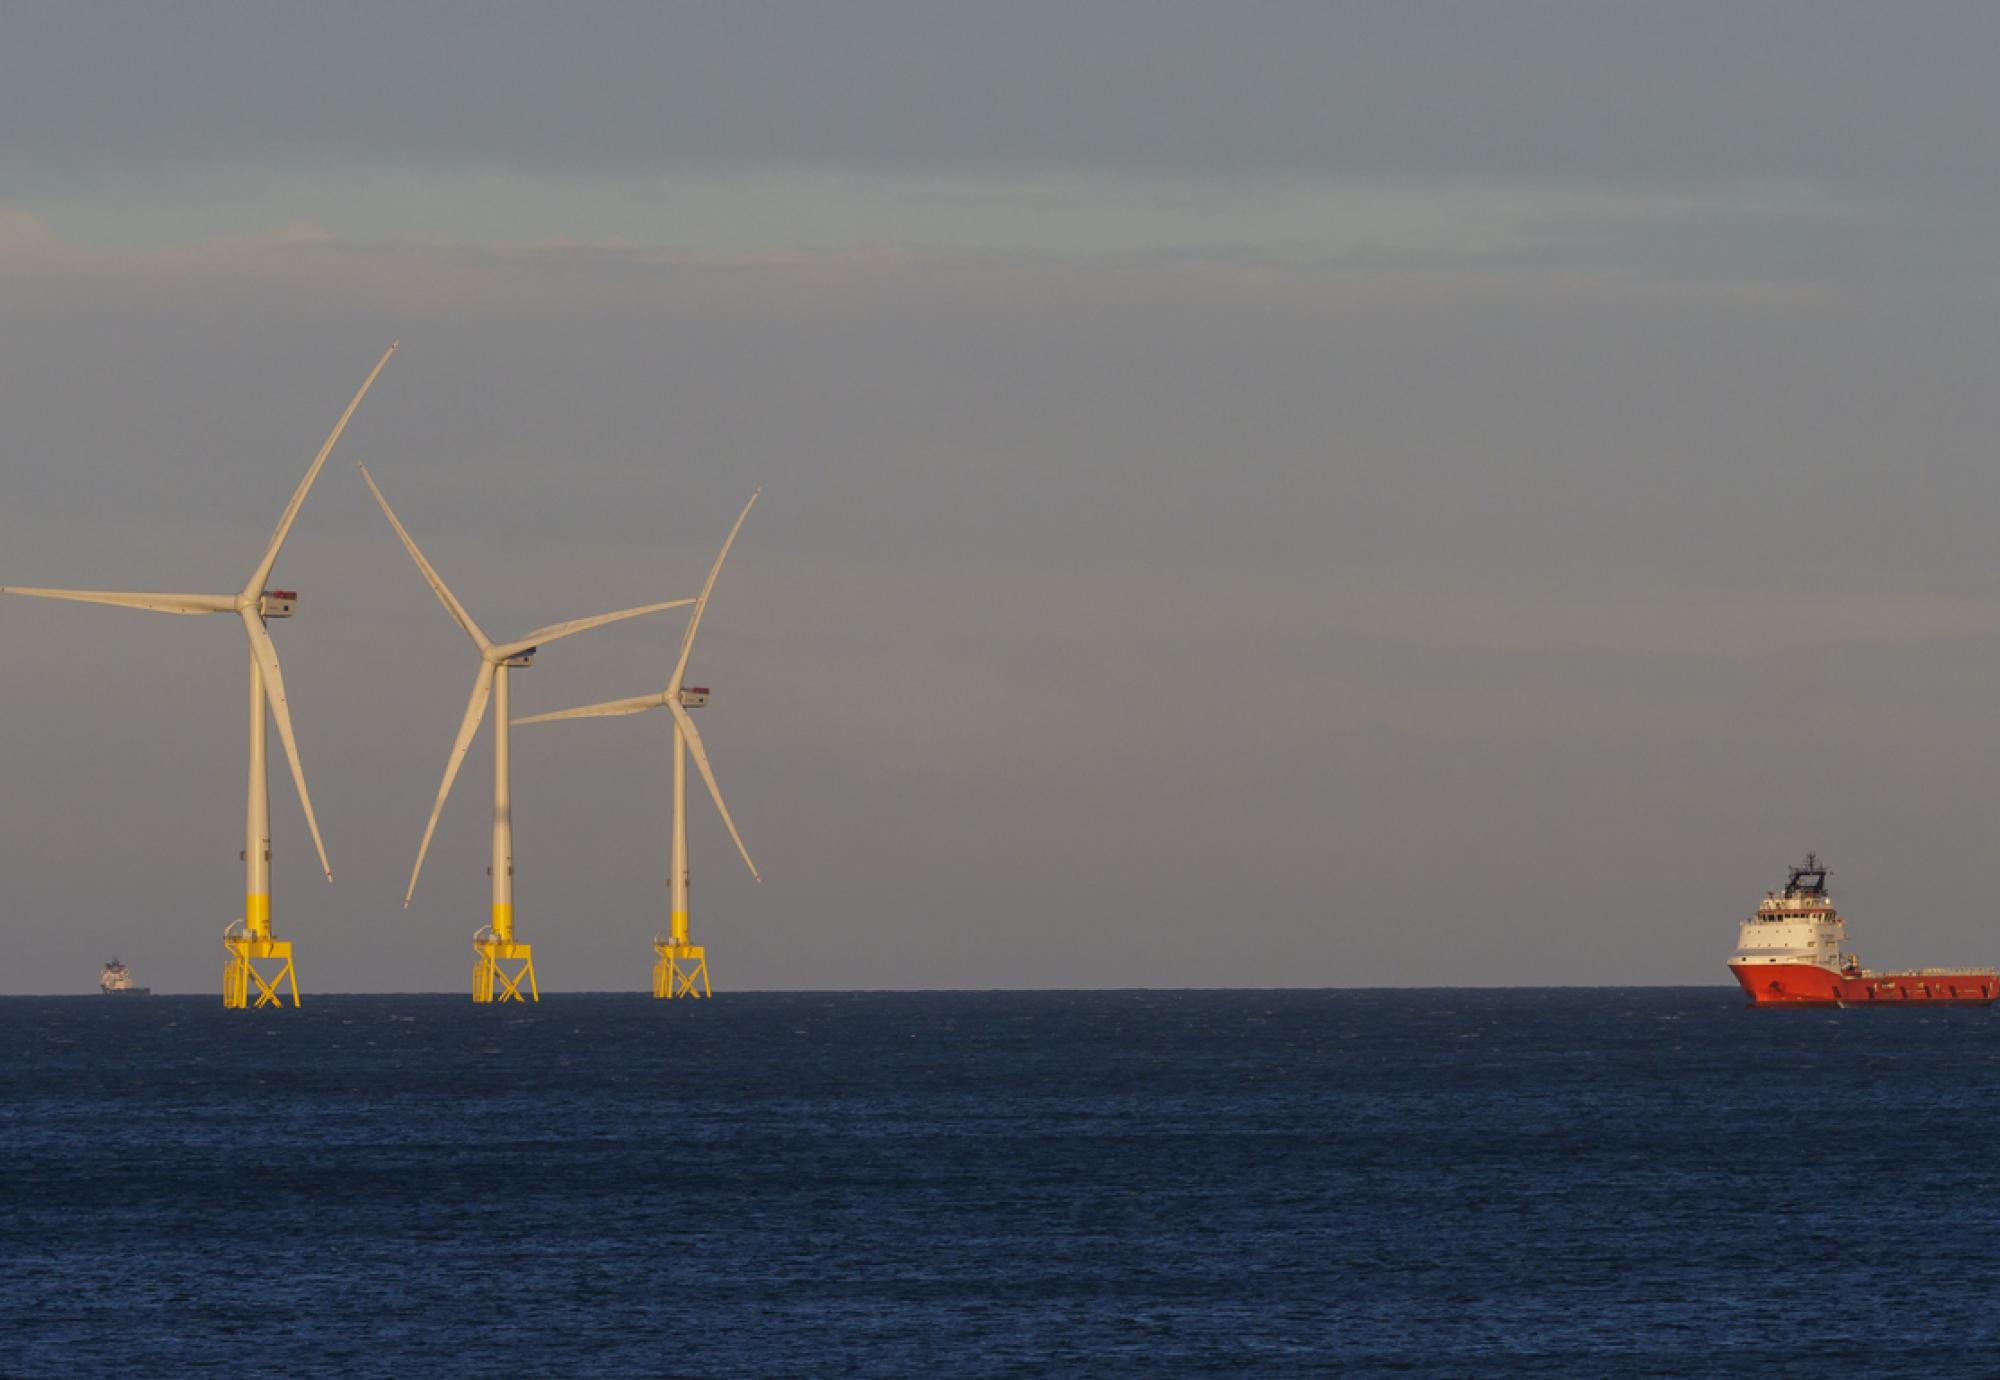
<box><xmin>223</xmin><ymin>921</ymin><xmax>299</xmax><ymax>1009</ymax></box>
<box><xmin>473</xmin><ymin>928</ymin><xmax>538</xmax><ymax>1004</ymax></box>
<box><xmin>653</xmin><ymin>939</ymin><xmax>710</xmax><ymax>999</ymax></box>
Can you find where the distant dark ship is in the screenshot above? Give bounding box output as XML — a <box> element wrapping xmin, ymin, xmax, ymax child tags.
<box><xmin>99</xmin><ymin>959</ymin><xmax>149</xmax><ymax>996</ymax></box>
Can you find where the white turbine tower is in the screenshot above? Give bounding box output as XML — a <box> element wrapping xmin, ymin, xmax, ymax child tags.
<box><xmin>1</xmin><ymin>343</ymin><xmax>398</xmax><ymax>1008</ymax></box>
<box><xmin>516</xmin><ymin>490</ymin><xmax>760</xmax><ymax>999</ymax></box>
<box><xmin>359</xmin><ymin>465</ymin><xmax>695</xmax><ymax>1003</ymax></box>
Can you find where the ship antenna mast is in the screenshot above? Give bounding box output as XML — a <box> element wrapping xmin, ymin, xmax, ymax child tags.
<box><xmin>1788</xmin><ymin>851</ymin><xmax>1829</xmax><ymax>896</ymax></box>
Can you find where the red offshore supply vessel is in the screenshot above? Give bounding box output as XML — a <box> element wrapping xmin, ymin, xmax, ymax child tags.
<box><xmin>1728</xmin><ymin>854</ymin><xmax>1997</xmax><ymax>1007</ymax></box>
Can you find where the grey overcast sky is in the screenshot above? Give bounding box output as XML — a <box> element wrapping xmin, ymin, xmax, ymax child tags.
<box><xmin>7</xmin><ymin>4</ymin><xmax>2000</xmax><ymax>993</ymax></box>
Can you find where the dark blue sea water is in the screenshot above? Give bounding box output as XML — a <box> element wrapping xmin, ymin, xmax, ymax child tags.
<box><xmin>3</xmin><ymin>989</ymin><xmax>1998</xmax><ymax>1376</ymax></box>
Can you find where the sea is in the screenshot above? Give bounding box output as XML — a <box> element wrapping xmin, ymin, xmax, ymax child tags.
<box><xmin>3</xmin><ymin>987</ymin><xmax>1997</xmax><ymax>1377</ymax></box>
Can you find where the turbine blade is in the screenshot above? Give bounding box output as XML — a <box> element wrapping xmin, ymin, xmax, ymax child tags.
<box><xmin>241</xmin><ymin>342</ymin><xmax>398</xmax><ymax>602</ymax></box>
<box><xmin>669</xmin><ymin>699</ymin><xmax>759</xmax><ymax>882</ymax></box>
<box><xmin>405</xmin><ymin>665</ymin><xmax>495</xmax><ymax>906</ymax></box>
<box><xmin>0</xmin><ymin>588</ymin><xmax>235</xmax><ymax>615</ymax></box>
<box><xmin>513</xmin><ymin>693</ymin><xmax>666</xmax><ymax>726</ymax></box>
<box><xmin>241</xmin><ymin>610</ymin><xmax>333</xmax><ymax>881</ymax></box>
<box><xmin>670</xmin><ymin>489</ymin><xmax>759</xmax><ymax>694</ymax></box>
<box><xmin>492</xmin><ymin>599</ymin><xmax>694</xmax><ymax>661</ymax></box>
<box><xmin>357</xmin><ymin>464</ymin><xmax>491</xmax><ymax>650</ymax></box>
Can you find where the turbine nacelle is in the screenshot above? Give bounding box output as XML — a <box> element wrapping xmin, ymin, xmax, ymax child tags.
<box><xmin>679</xmin><ymin>686</ymin><xmax>709</xmax><ymax>709</ymax></box>
<box><xmin>258</xmin><ymin>590</ymin><xmax>298</xmax><ymax>619</ymax></box>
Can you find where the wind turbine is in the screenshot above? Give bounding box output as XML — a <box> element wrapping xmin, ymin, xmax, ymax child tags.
<box><xmin>359</xmin><ymin>465</ymin><xmax>695</xmax><ymax>1003</ymax></box>
<box><xmin>516</xmin><ymin>491</ymin><xmax>760</xmax><ymax>999</ymax></box>
<box><xmin>2</xmin><ymin>344</ymin><xmax>398</xmax><ymax>1008</ymax></box>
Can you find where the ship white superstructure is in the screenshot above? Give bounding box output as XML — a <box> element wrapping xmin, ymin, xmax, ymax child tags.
<box><xmin>1729</xmin><ymin>860</ymin><xmax>1853</xmax><ymax>973</ymax></box>
<box><xmin>99</xmin><ymin>959</ymin><xmax>148</xmax><ymax>995</ymax></box>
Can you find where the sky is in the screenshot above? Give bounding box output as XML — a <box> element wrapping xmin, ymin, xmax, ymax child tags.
<box><xmin>8</xmin><ymin>4</ymin><xmax>2000</xmax><ymax>992</ymax></box>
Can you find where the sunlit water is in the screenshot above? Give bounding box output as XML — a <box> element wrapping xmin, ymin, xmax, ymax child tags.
<box><xmin>3</xmin><ymin>989</ymin><xmax>1996</xmax><ymax>1376</ymax></box>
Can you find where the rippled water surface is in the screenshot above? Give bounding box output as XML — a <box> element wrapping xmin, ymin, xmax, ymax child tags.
<box><xmin>4</xmin><ymin>989</ymin><xmax>1998</xmax><ymax>1376</ymax></box>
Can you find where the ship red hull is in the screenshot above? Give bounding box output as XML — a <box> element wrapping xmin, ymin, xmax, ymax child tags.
<box><xmin>1730</xmin><ymin>963</ymin><xmax>1999</xmax><ymax>1007</ymax></box>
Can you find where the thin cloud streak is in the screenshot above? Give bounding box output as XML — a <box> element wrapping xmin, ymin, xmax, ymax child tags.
<box><xmin>0</xmin><ymin>207</ymin><xmax>1844</xmax><ymax>325</ymax></box>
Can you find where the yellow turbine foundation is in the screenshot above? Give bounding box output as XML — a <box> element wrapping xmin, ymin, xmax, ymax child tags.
<box><xmin>653</xmin><ymin>911</ymin><xmax>709</xmax><ymax>998</ymax></box>
<box><xmin>223</xmin><ymin>908</ymin><xmax>298</xmax><ymax>1009</ymax></box>
<box><xmin>472</xmin><ymin>909</ymin><xmax>537</xmax><ymax>1004</ymax></box>
<box><xmin>653</xmin><ymin>942</ymin><xmax>710</xmax><ymax>999</ymax></box>
<box><xmin>473</xmin><ymin>938</ymin><xmax>538</xmax><ymax>1003</ymax></box>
